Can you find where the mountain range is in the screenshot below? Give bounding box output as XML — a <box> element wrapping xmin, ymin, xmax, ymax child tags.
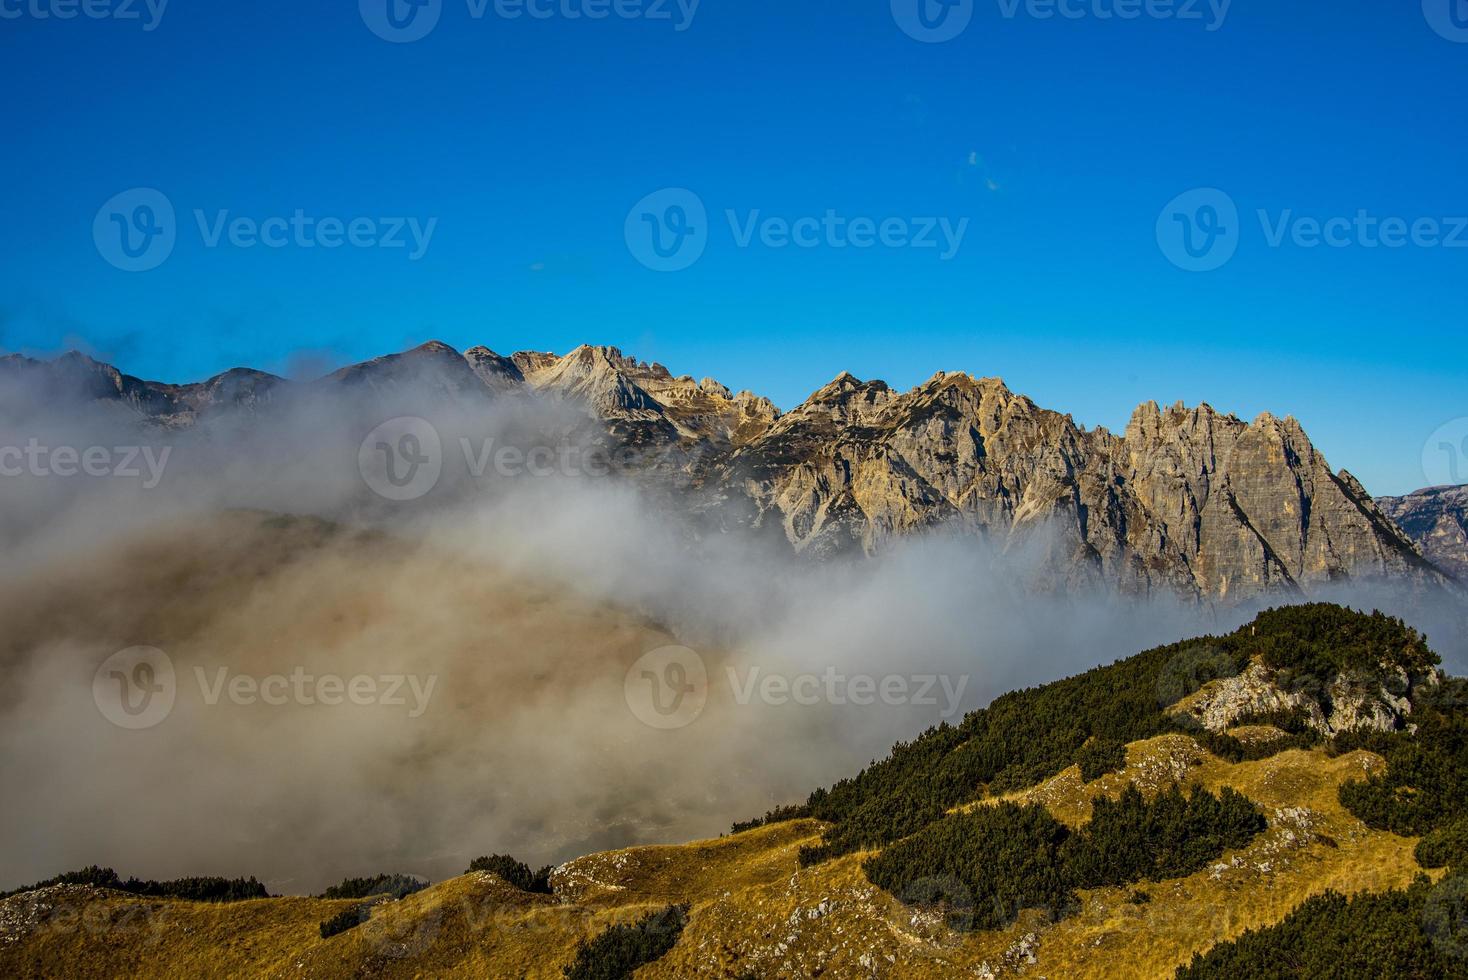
<box><xmin>2</xmin><ymin>341</ymin><xmax>1461</xmax><ymax>603</ymax></box>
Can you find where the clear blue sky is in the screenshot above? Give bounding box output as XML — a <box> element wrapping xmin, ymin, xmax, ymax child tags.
<box><xmin>2</xmin><ymin>0</ymin><xmax>1465</xmax><ymax>495</ymax></box>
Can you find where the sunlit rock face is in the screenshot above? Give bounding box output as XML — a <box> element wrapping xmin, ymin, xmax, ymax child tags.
<box><xmin>2</xmin><ymin>342</ymin><xmax>1452</xmax><ymax>603</ymax></box>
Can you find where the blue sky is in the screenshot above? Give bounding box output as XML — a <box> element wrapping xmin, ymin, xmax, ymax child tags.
<box><xmin>1</xmin><ymin>0</ymin><xmax>1465</xmax><ymax>495</ymax></box>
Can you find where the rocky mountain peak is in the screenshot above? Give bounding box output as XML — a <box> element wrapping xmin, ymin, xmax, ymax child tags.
<box><xmin>463</xmin><ymin>346</ymin><xmax>526</xmax><ymax>392</ymax></box>
<box><xmin>6</xmin><ymin>340</ymin><xmax>1458</xmax><ymax>601</ymax></box>
<box><xmin>1377</xmin><ymin>484</ymin><xmax>1468</xmax><ymax>580</ymax></box>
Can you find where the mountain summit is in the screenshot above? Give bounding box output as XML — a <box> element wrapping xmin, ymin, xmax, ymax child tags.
<box><xmin>2</xmin><ymin>342</ymin><xmax>1453</xmax><ymax>602</ymax></box>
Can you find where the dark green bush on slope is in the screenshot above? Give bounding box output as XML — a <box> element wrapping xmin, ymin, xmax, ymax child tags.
<box><xmin>865</xmin><ymin>783</ymin><xmax>1265</xmax><ymax>931</ymax></box>
<box><xmin>1061</xmin><ymin>784</ymin><xmax>1264</xmax><ymax>886</ymax></box>
<box><xmin>863</xmin><ymin>802</ymin><xmax>1076</xmax><ymax>931</ymax></box>
<box><xmin>0</xmin><ymin>866</ymin><xmax>269</xmax><ymax>903</ymax></box>
<box><xmin>1176</xmin><ymin>874</ymin><xmax>1468</xmax><ymax>979</ymax></box>
<box><xmin>319</xmin><ymin>903</ymin><xmax>371</xmax><ymax>939</ymax></box>
<box><xmin>1336</xmin><ymin>675</ymin><xmax>1468</xmax><ymax>837</ymax></box>
<box><xmin>1417</xmin><ymin>817</ymin><xmax>1468</xmax><ymax>871</ymax></box>
<box><xmin>795</xmin><ymin>604</ymin><xmax>1435</xmax><ymax>867</ymax></box>
<box><xmin>466</xmin><ymin>854</ymin><xmax>554</xmax><ymax>893</ymax></box>
<box><xmin>320</xmin><ymin>873</ymin><xmax>428</xmax><ymax>901</ymax></box>
<box><xmin>1075</xmin><ymin>737</ymin><xmax>1128</xmax><ymax>781</ymax></box>
<box><xmin>561</xmin><ymin>904</ymin><xmax>689</xmax><ymax>980</ymax></box>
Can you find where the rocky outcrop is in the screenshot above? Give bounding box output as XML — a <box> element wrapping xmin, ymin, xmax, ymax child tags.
<box><xmin>1377</xmin><ymin>485</ymin><xmax>1468</xmax><ymax>581</ymax></box>
<box><xmin>6</xmin><ymin>341</ymin><xmax>1453</xmax><ymax>602</ymax></box>
<box><xmin>1169</xmin><ymin>658</ymin><xmax>1440</xmax><ymax>736</ymax></box>
<box><xmin>705</xmin><ymin>376</ymin><xmax>1445</xmax><ymax>598</ymax></box>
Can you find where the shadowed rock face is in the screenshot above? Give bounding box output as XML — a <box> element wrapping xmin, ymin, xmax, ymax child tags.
<box><xmin>1376</xmin><ymin>485</ymin><xmax>1468</xmax><ymax>581</ymax></box>
<box><xmin>3</xmin><ymin>342</ymin><xmax>1451</xmax><ymax>602</ymax></box>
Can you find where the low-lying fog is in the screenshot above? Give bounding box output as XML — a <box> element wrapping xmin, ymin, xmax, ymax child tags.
<box><xmin>1</xmin><ymin>375</ymin><xmax>1462</xmax><ymax>894</ymax></box>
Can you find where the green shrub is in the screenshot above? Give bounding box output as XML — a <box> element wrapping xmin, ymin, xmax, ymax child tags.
<box><xmin>1075</xmin><ymin>737</ymin><xmax>1127</xmax><ymax>781</ymax></box>
<box><xmin>561</xmin><ymin>904</ymin><xmax>689</xmax><ymax>979</ymax></box>
<box><xmin>320</xmin><ymin>873</ymin><xmax>428</xmax><ymax>901</ymax></box>
<box><xmin>799</xmin><ymin>604</ymin><xmax>1434</xmax><ymax>865</ymax></box>
<box><xmin>866</xmin><ymin>783</ymin><xmax>1264</xmax><ymax>931</ymax></box>
<box><xmin>0</xmin><ymin>867</ymin><xmax>269</xmax><ymax>903</ymax></box>
<box><xmin>1338</xmin><ymin>676</ymin><xmax>1468</xmax><ymax>837</ymax></box>
<box><xmin>864</xmin><ymin>801</ymin><xmax>1076</xmax><ymax>931</ymax></box>
<box><xmin>730</xmin><ymin>802</ymin><xmax>811</xmax><ymax>835</ymax></box>
<box><xmin>1061</xmin><ymin>784</ymin><xmax>1264</xmax><ymax>886</ymax></box>
<box><xmin>319</xmin><ymin>904</ymin><xmax>371</xmax><ymax>939</ymax></box>
<box><xmin>466</xmin><ymin>854</ymin><xmax>553</xmax><ymax>894</ymax></box>
<box><xmin>1176</xmin><ymin>874</ymin><xmax>1468</xmax><ymax>979</ymax></box>
<box><xmin>1417</xmin><ymin>817</ymin><xmax>1468</xmax><ymax>871</ymax></box>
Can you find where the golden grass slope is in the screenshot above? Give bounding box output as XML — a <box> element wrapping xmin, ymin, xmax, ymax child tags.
<box><xmin>0</xmin><ymin>736</ymin><xmax>1432</xmax><ymax>979</ymax></box>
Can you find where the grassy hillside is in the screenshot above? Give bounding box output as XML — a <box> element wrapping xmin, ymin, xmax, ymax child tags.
<box><xmin>3</xmin><ymin>603</ymin><xmax>1462</xmax><ymax>978</ymax></box>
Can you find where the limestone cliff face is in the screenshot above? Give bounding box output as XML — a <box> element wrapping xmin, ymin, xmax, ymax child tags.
<box><xmin>704</xmin><ymin>374</ymin><xmax>1441</xmax><ymax>599</ymax></box>
<box><xmin>6</xmin><ymin>342</ymin><xmax>1451</xmax><ymax>602</ymax></box>
<box><xmin>1169</xmin><ymin>658</ymin><xmax>1440</xmax><ymax>736</ymax></box>
<box><xmin>1377</xmin><ymin>485</ymin><xmax>1468</xmax><ymax>581</ymax></box>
